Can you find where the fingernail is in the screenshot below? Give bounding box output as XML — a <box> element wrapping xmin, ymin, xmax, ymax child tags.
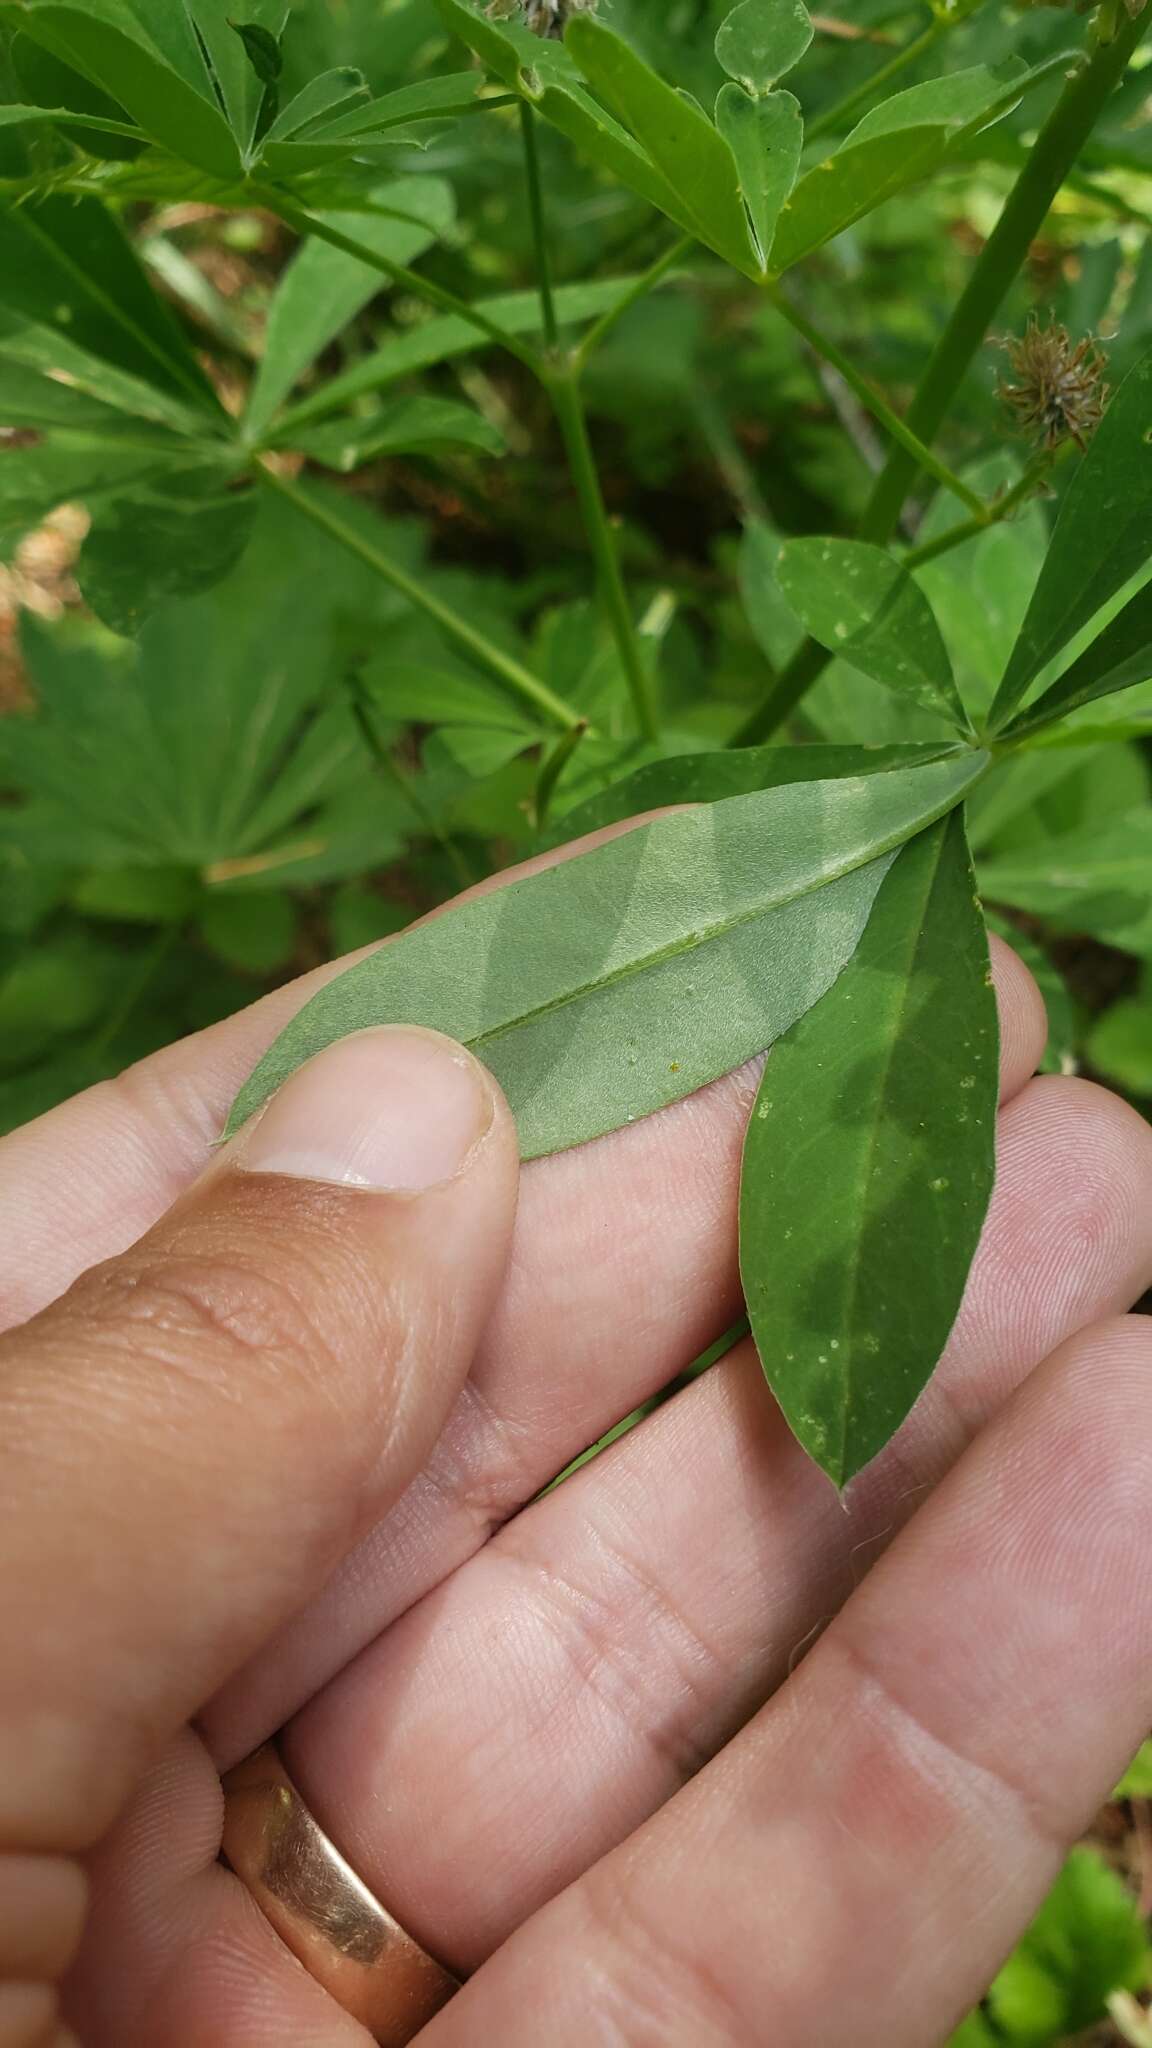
<box><xmin>239</xmin><ymin>1029</ymin><xmax>495</xmax><ymax>1193</ymax></box>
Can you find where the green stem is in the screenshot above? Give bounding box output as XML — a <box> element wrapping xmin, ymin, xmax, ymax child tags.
<box><xmin>519</xmin><ymin>102</ymin><xmax>559</xmax><ymax>353</ymax></box>
<box><xmin>771</xmin><ymin>288</ymin><xmax>987</xmax><ymax>517</ymax></box>
<box><xmin>860</xmin><ymin>14</ymin><xmax>1148</xmax><ymax>542</ymax></box>
<box><xmin>253</xmin><ymin>187</ymin><xmax>545</xmax><ymax>375</ymax></box>
<box><xmin>806</xmin><ymin>13</ymin><xmax>949</xmax><ymax>142</ymax></box>
<box><xmin>574</xmin><ymin>235</ymin><xmax>692</xmax><ymax>368</ymax></box>
<box><xmin>733</xmin><ymin>13</ymin><xmax>1149</xmax><ymax>745</ymax></box>
<box><xmin>533</xmin><ymin>718</ymin><xmax>590</xmax><ymax>830</ymax></box>
<box><xmin>349</xmin><ymin>676</ymin><xmax>477</xmax><ymax>891</ymax></box>
<box><xmin>259</xmin><ymin>463</ymin><xmax>583</xmax><ymax>733</ymax></box>
<box><xmin>903</xmin><ymin>448</ymin><xmax>1060</xmax><ymax>568</ymax></box>
<box><xmin>546</xmin><ymin>367</ymin><xmax>660</xmax><ymax>742</ymax></box>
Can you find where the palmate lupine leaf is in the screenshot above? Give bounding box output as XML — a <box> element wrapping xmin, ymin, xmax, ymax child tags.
<box><xmin>226</xmin><ymin>754</ymin><xmax>986</xmax><ymax>1156</ymax></box>
<box><xmin>741</xmin><ymin>812</ymin><xmax>998</xmax><ymax>1488</ymax></box>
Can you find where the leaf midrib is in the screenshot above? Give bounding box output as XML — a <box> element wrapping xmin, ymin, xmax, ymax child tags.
<box><xmin>830</xmin><ymin>828</ymin><xmax>946</xmax><ymax>1487</ymax></box>
<box><xmin>468</xmin><ymin>789</ymin><xmax>958</xmax><ymax>1058</ymax></box>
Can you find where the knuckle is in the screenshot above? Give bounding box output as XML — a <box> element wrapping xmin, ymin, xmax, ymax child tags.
<box><xmin>81</xmin><ymin>1248</ymin><xmax>346</xmax><ymax>1419</ymax></box>
<box><xmin>575</xmin><ymin>1863</ymin><xmax>748</xmax><ymax>2046</ymax></box>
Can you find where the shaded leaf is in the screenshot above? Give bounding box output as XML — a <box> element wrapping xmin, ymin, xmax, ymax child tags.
<box><xmin>243</xmin><ymin>176</ymin><xmax>456</xmax><ymax>438</ymax></box>
<box><xmin>363</xmin><ymin>663</ymin><xmax>535</xmax><ymax>732</ymax></box>
<box><xmin>979</xmin><ymin>808</ymin><xmax>1152</xmax><ymax>952</ymax></box>
<box><xmin>13</xmin><ymin>1</ymin><xmax>243</xmax><ymax>176</ymax></box>
<box><xmin>776</xmin><ymin>537</ymin><xmax>968</xmax><ymax>729</ymax></box>
<box><xmin>715</xmin><ymin>0</ymin><xmax>812</xmax><ymax>92</ymax></box>
<box><xmin>76</xmin><ymin>469</ymin><xmax>259</xmax><ymax>634</ymax></box>
<box><xmin>226</xmin><ymin>754</ymin><xmax>986</xmax><ymax>1156</ymax></box>
<box><xmin>715</xmin><ymin>85</ymin><xmax>802</xmax><ymax>263</ymax></box>
<box><xmin>274</xmin><ymin>276</ymin><xmax>669</xmax><ymax>434</ymax></box>
<box><xmin>199</xmin><ymin>887</ymin><xmax>297</xmax><ymax>973</ymax></box>
<box><xmin>1002</xmin><ymin>574</ymin><xmax>1152</xmax><ymax>743</ymax></box>
<box><xmin>1088</xmin><ymin>992</ymin><xmax>1152</xmax><ymax>1099</ymax></box>
<box><xmin>292</xmin><ymin>396</ymin><xmax>503</xmax><ymax>474</ymax></box>
<box><xmin>0</xmin><ymin>425</ymin><xmax>187</xmax><ymax>539</ymax></box>
<box><xmin>741</xmin><ymin>812</ymin><xmax>997</xmax><ymax>1487</ymax></box>
<box><xmin>189</xmin><ymin>0</ymin><xmax>289</xmax><ymax>153</ymax></box>
<box><xmin>990</xmin><ymin>346</ymin><xmax>1152</xmax><ymax>728</ymax></box>
<box><xmin>0</xmin><ymin>197</ymin><xmax>220</xmax><ymax>416</ymax></box>
<box><xmin>229</xmin><ymin>19</ymin><xmax>282</xmax><ymax>86</ymax></box>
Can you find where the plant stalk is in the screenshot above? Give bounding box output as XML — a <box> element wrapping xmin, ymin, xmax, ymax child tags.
<box><xmin>519</xmin><ymin>102</ymin><xmax>559</xmax><ymax>354</ymax></box>
<box><xmin>259</xmin><ymin>463</ymin><xmax>584</xmax><ymax>733</ymax></box>
<box><xmin>806</xmin><ymin>13</ymin><xmax>949</xmax><ymax>142</ymax></box>
<box><xmin>732</xmin><ymin>11</ymin><xmax>1150</xmax><ymax>745</ymax></box>
<box><xmin>253</xmin><ymin>188</ymin><xmax>545</xmax><ymax>374</ymax></box>
<box><xmin>770</xmin><ymin>288</ymin><xmax>988</xmax><ymax>516</ymax></box>
<box><xmin>574</xmin><ymin>235</ymin><xmax>692</xmax><ymax>368</ymax></box>
<box><xmin>348</xmin><ymin>676</ymin><xmax>477</xmax><ymax>891</ymax></box>
<box><xmin>546</xmin><ymin>366</ymin><xmax>660</xmax><ymax>742</ymax></box>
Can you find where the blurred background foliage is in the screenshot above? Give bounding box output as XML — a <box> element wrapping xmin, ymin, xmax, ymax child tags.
<box><xmin>0</xmin><ymin>0</ymin><xmax>1149</xmax><ymax>1142</ymax></box>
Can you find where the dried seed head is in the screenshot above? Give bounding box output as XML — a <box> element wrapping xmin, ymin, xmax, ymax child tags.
<box><xmin>995</xmin><ymin>315</ymin><xmax>1109</xmax><ymax>452</ymax></box>
<box><xmin>486</xmin><ymin>0</ymin><xmax>600</xmax><ymax>35</ymax></box>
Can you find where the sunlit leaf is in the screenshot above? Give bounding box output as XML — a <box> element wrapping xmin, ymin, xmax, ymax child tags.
<box><xmin>741</xmin><ymin>812</ymin><xmax>997</xmax><ymax>1487</ymax></box>
<box><xmin>771</xmin><ymin>59</ymin><xmax>1058</xmax><ymax>275</ymax></box>
<box><xmin>715</xmin><ymin>86</ymin><xmax>802</xmax><ymax>262</ymax></box>
<box><xmin>226</xmin><ymin>754</ymin><xmax>985</xmax><ymax>1156</ymax></box>
<box><xmin>715</xmin><ymin>0</ymin><xmax>813</xmax><ymax>92</ymax></box>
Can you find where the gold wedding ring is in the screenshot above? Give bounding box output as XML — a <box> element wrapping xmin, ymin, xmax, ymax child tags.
<box><xmin>220</xmin><ymin>1743</ymin><xmax>459</xmax><ymax>2046</ymax></box>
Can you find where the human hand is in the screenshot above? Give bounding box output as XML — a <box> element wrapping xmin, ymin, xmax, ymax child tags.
<box><xmin>2</xmin><ymin>824</ymin><xmax>1151</xmax><ymax>2047</ymax></box>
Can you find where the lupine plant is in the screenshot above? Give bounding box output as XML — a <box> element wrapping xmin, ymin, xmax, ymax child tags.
<box><xmin>1</xmin><ymin>0</ymin><xmax>1151</xmax><ymax>1490</ymax></box>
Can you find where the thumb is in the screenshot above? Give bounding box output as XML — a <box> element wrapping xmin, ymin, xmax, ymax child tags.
<box><xmin>0</xmin><ymin>1026</ymin><xmax>518</xmax><ymax>1865</ymax></box>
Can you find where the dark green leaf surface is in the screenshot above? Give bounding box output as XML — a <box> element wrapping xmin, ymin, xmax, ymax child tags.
<box><xmin>227</xmin><ymin>754</ymin><xmax>986</xmax><ymax>1156</ymax></box>
<box><xmin>13</xmin><ymin>1</ymin><xmax>243</xmax><ymax>176</ymax></box>
<box><xmin>991</xmin><ymin>348</ymin><xmax>1152</xmax><ymax>727</ymax></box>
<box><xmin>76</xmin><ymin>470</ymin><xmax>258</xmax><ymax>634</ymax></box>
<box><xmin>364</xmin><ymin>663</ymin><xmax>536</xmax><ymax>733</ymax></box>
<box><xmin>243</xmin><ymin>178</ymin><xmax>456</xmax><ymax>438</ymax></box>
<box><xmin>262</xmin><ymin>67</ymin><xmax>370</xmax><ymax>144</ymax></box>
<box><xmin>770</xmin><ymin>61</ymin><xmax>1046</xmax><ymax>275</ymax></box>
<box><xmin>1004</xmin><ymin>574</ymin><xmax>1152</xmax><ymax>738</ymax></box>
<box><xmin>0</xmin><ymin>427</ymin><xmax>186</xmax><ymax>539</ymax></box>
<box><xmin>715</xmin><ymin>86</ymin><xmax>802</xmax><ymax>262</ymax></box>
<box><xmin>715</xmin><ymin>0</ymin><xmax>812</xmax><ymax>92</ymax></box>
<box><xmin>292</xmin><ymin>397</ymin><xmax>503</xmax><ymax>474</ymax></box>
<box><xmin>776</xmin><ymin>538</ymin><xmax>969</xmax><ymax>728</ymax></box>
<box><xmin>740</xmin><ymin>813</ymin><xmax>998</xmax><ymax>1487</ymax></box>
<box><xmin>565</xmin><ymin>17</ymin><xmax>761</xmax><ymax>276</ymax></box>
<box><xmin>192</xmin><ymin>1</ymin><xmax>289</xmax><ymax>152</ymax></box>
<box><xmin>537</xmin><ymin>742</ymin><xmax>957</xmax><ymax>849</ymax></box>
<box><xmin>0</xmin><ymin>198</ymin><xmax>220</xmax><ymax>416</ymax></box>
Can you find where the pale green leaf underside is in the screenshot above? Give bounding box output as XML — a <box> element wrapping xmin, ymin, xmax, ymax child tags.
<box><xmin>227</xmin><ymin>755</ymin><xmax>985</xmax><ymax>1157</ymax></box>
<box><xmin>741</xmin><ymin>812</ymin><xmax>998</xmax><ymax>1487</ymax></box>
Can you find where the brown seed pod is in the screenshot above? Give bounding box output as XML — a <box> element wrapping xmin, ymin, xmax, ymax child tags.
<box><xmin>995</xmin><ymin>315</ymin><xmax>1109</xmax><ymax>452</ymax></box>
<box><xmin>486</xmin><ymin>0</ymin><xmax>600</xmax><ymax>35</ymax></box>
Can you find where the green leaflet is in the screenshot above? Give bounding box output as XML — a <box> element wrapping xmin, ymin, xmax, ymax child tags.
<box><xmin>262</xmin><ymin>67</ymin><xmax>371</xmax><ymax>144</ymax></box>
<box><xmin>0</xmin><ymin>198</ymin><xmax>221</xmax><ymax>417</ymax></box>
<box><xmin>76</xmin><ymin>469</ymin><xmax>258</xmax><ymax>635</ymax></box>
<box><xmin>273</xmin><ymin>277</ymin><xmax>664</xmax><ymax>435</ymax></box>
<box><xmin>13</xmin><ymin>1</ymin><xmax>243</xmax><ymax>177</ymax></box>
<box><xmin>776</xmin><ymin>538</ymin><xmax>970</xmax><ymax>730</ymax></box>
<box><xmin>741</xmin><ymin>811</ymin><xmax>998</xmax><ymax>1488</ymax></box>
<box><xmin>715</xmin><ymin>0</ymin><xmax>812</xmax><ymax>93</ymax></box>
<box><xmin>1003</xmin><ymin>574</ymin><xmax>1152</xmax><ymax>740</ymax></box>
<box><xmin>0</xmin><ymin>426</ymin><xmax>188</xmax><ymax>540</ymax></box>
<box><xmin>243</xmin><ymin>177</ymin><xmax>456</xmax><ymax>439</ymax></box>
<box><xmin>715</xmin><ymin>86</ymin><xmax>802</xmax><ymax>263</ymax></box>
<box><xmin>770</xmin><ymin>59</ymin><xmax>1058</xmax><ymax>275</ymax></box>
<box><xmin>536</xmin><ymin>741</ymin><xmax>958</xmax><ymax>849</ymax></box>
<box><xmin>979</xmin><ymin>808</ymin><xmax>1152</xmax><ymax>950</ymax></box>
<box><xmin>363</xmin><ymin>662</ymin><xmax>537</xmax><ymax>734</ymax></box>
<box><xmin>226</xmin><ymin>754</ymin><xmax>986</xmax><ymax>1155</ymax></box>
<box><xmin>564</xmin><ymin>17</ymin><xmax>761</xmax><ymax>276</ymax></box>
<box><xmin>291</xmin><ymin>397</ymin><xmax>503</xmax><ymax>475</ymax></box>
<box><xmin>990</xmin><ymin>346</ymin><xmax>1152</xmax><ymax>729</ymax></box>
